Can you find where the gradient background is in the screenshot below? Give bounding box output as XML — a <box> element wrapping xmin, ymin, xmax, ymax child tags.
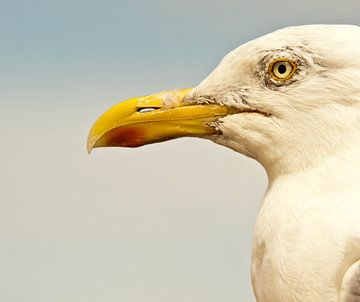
<box><xmin>1</xmin><ymin>1</ymin><xmax>359</xmax><ymax>301</ymax></box>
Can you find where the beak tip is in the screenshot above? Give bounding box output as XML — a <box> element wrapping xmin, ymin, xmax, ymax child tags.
<box><xmin>87</xmin><ymin>143</ymin><xmax>93</xmax><ymax>154</ymax></box>
<box><xmin>87</xmin><ymin>135</ymin><xmax>96</xmax><ymax>154</ymax></box>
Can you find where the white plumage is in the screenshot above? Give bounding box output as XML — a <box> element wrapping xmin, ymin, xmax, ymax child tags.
<box><xmin>89</xmin><ymin>24</ymin><xmax>360</xmax><ymax>302</ymax></box>
<box><xmin>190</xmin><ymin>24</ymin><xmax>360</xmax><ymax>302</ymax></box>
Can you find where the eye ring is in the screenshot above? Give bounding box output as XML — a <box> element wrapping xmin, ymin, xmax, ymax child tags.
<box><xmin>268</xmin><ymin>58</ymin><xmax>297</xmax><ymax>81</ymax></box>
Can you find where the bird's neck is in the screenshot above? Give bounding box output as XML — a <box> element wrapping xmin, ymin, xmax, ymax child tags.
<box><xmin>266</xmin><ymin>144</ymin><xmax>360</xmax><ymax>190</ymax></box>
<box><xmin>261</xmin><ymin>110</ymin><xmax>360</xmax><ymax>183</ymax></box>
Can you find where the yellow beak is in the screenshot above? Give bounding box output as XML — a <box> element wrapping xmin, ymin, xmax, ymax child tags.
<box><xmin>87</xmin><ymin>88</ymin><xmax>231</xmax><ymax>153</ymax></box>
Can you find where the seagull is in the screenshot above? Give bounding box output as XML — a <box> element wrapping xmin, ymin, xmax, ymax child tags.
<box><xmin>87</xmin><ymin>25</ymin><xmax>360</xmax><ymax>302</ymax></box>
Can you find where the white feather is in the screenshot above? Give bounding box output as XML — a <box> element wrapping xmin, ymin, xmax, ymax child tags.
<box><xmin>193</xmin><ymin>25</ymin><xmax>360</xmax><ymax>302</ymax></box>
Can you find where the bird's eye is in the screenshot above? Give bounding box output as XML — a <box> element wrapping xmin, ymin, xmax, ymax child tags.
<box><xmin>269</xmin><ymin>59</ymin><xmax>296</xmax><ymax>81</ymax></box>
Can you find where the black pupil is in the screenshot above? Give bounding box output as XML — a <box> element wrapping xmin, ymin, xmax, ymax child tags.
<box><xmin>277</xmin><ymin>64</ymin><xmax>287</xmax><ymax>74</ymax></box>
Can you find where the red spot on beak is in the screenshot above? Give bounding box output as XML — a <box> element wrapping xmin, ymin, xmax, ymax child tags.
<box><xmin>97</xmin><ymin>126</ymin><xmax>146</xmax><ymax>148</ymax></box>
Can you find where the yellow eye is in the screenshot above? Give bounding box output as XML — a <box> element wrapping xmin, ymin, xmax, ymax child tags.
<box><xmin>269</xmin><ymin>59</ymin><xmax>296</xmax><ymax>81</ymax></box>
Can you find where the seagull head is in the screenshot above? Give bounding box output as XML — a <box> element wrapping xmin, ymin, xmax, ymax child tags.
<box><xmin>88</xmin><ymin>25</ymin><xmax>360</xmax><ymax>176</ymax></box>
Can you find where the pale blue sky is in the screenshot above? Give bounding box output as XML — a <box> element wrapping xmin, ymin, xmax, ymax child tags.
<box><xmin>1</xmin><ymin>1</ymin><xmax>359</xmax><ymax>301</ymax></box>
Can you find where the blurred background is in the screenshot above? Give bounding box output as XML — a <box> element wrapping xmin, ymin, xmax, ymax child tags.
<box><xmin>1</xmin><ymin>0</ymin><xmax>359</xmax><ymax>301</ymax></box>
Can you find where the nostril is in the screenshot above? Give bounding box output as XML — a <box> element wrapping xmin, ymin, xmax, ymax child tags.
<box><xmin>137</xmin><ymin>107</ymin><xmax>161</xmax><ymax>113</ymax></box>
